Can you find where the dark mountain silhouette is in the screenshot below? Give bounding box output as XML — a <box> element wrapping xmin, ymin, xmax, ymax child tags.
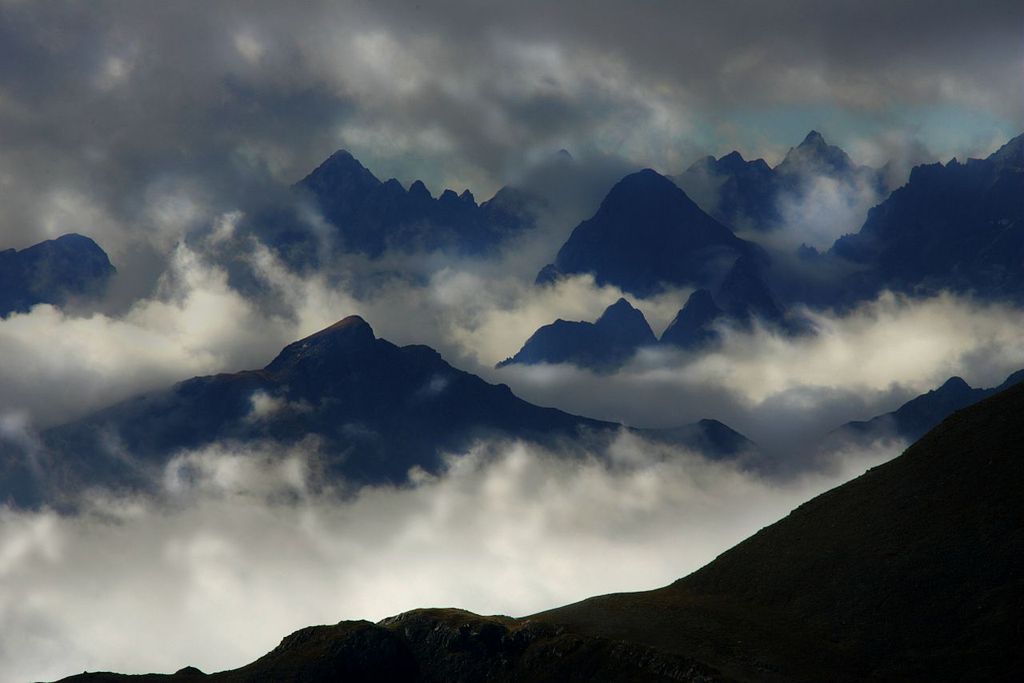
<box><xmin>833</xmin><ymin>368</ymin><xmax>1024</xmax><ymax>445</ymax></box>
<box><xmin>536</xmin><ymin>169</ymin><xmax>758</xmax><ymax>297</ymax></box>
<box><xmin>57</xmin><ymin>373</ymin><xmax>1024</xmax><ymax>682</ymax></box>
<box><xmin>643</xmin><ymin>419</ymin><xmax>755</xmax><ymax>460</ymax></box>
<box><xmin>830</xmin><ymin>132</ymin><xmax>1024</xmax><ymax>301</ymax></box>
<box><xmin>293</xmin><ymin>150</ymin><xmax>537</xmax><ymax>257</ymax></box>
<box><xmin>497</xmin><ymin>298</ymin><xmax>657</xmax><ymax>371</ymax></box>
<box><xmin>714</xmin><ymin>255</ymin><xmax>784</xmax><ymax>324</ymax></box>
<box><xmin>775</xmin><ymin>130</ymin><xmax>859</xmax><ymax>180</ymax></box>
<box><xmin>5</xmin><ymin>317</ymin><xmax>750</xmax><ymax>507</ymax></box>
<box><xmin>674</xmin><ymin>151</ymin><xmax>780</xmax><ymax>232</ymax></box>
<box><xmin>659</xmin><ymin>259</ymin><xmax>786</xmax><ymax>352</ymax></box>
<box><xmin>25</xmin><ymin>316</ymin><xmax>602</xmax><ymax>504</ymax></box>
<box><xmin>674</xmin><ymin>131</ymin><xmax>885</xmax><ymax>234</ymax></box>
<box><xmin>660</xmin><ymin>289</ymin><xmax>723</xmax><ymax>350</ymax></box>
<box><xmin>0</xmin><ymin>233</ymin><xmax>115</xmax><ymax>316</ymax></box>
<box><xmin>537</xmin><ymin>381</ymin><xmax>1024</xmax><ymax>682</ymax></box>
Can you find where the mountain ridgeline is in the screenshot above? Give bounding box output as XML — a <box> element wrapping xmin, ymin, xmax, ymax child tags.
<box><xmin>0</xmin><ymin>233</ymin><xmax>115</xmax><ymax>317</ymax></box>
<box><xmin>2</xmin><ymin>316</ymin><xmax>752</xmax><ymax>508</ymax></box>
<box><xmin>56</xmin><ymin>363</ymin><xmax>1024</xmax><ymax>682</ymax></box>
<box><xmin>830</xmin><ymin>132</ymin><xmax>1024</xmax><ymax>301</ymax></box>
<box><xmin>536</xmin><ymin>168</ymin><xmax>762</xmax><ymax>297</ymax></box>
<box><xmin>674</xmin><ymin>130</ymin><xmax>886</xmax><ymax>234</ymax></box>
<box><xmin>249</xmin><ymin>150</ymin><xmax>539</xmax><ymax>264</ymax></box>
<box><xmin>503</xmin><ymin>259</ymin><xmax>787</xmax><ymax>371</ymax></box>
<box><xmin>832</xmin><ymin>368</ymin><xmax>1024</xmax><ymax>445</ymax></box>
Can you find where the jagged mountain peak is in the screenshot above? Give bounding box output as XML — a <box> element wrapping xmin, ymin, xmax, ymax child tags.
<box><xmin>777</xmin><ymin>129</ymin><xmax>855</xmax><ymax>176</ymax></box>
<box><xmin>800</xmin><ymin>129</ymin><xmax>826</xmax><ymax>147</ymax></box>
<box><xmin>264</xmin><ymin>315</ymin><xmax>377</xmax><ymax>374</ymax></box>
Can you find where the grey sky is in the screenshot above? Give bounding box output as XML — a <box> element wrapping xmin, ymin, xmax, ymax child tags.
<box><xmin>0</xmin><ymin>0</ymin><xmax>1020</xmax><ymax>254</ymax></box>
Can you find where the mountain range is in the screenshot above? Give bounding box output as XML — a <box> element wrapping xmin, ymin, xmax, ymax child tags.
<box><xmin>536</xmin><ymin>168</ymin><xmax>762</xmax><ymax>297</ymax></box>
<box><xmin>497</xmin><ymin>298</ymin><xmax>657</xmax><ymax>371</ymax></box>
<box><xmin>0</xmin><ymin>233</ymin><xmax>115</xmax><ymax>317</ymax></box>
<box><xmin>674</xmin><ymin>130</ymin><xmax>886</xmax><ymax>234</ymax></box>
<box><xmin>248</xmin><ymin>150</ymin><xmax>539</xmax><ymax>264</ymax></box>
<box><xmin>830</xmin><ymin>132</ymin><xmax>1024</xmax><ymax>302</ymax></box>
<box><xmin>55</xmin><ymin>359</ymin><xmax>1024</xmax><ymax>682</ymax></box>
<box><xmin>505</xmin><ymin>260</ymin><xmax>787</xmax><ymax>370</ymax></box>
<box><xmin>832</xmin><ymin>368</ymin><xmax>1024</xmax><ymax>445</ymax></box>
<box><xmin>2</xmin><ymin>316</ymin><xmax>752</xmax><ymax>508</ymax></box>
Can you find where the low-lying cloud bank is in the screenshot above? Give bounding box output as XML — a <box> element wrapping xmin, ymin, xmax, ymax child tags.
<box><xmin>490</xmin><ymin>291</ymin><xmax>1024</xmax><ymax>455</ymax></box>
<box><xmin>0</xmin><ymin>433</ymin><xmax>899</xmax><ymax>682</ymax></box>
<box><xmin>2</xmin><ymin>233</ymin><xmax>1023</xmax><ymax>456</ymax></box>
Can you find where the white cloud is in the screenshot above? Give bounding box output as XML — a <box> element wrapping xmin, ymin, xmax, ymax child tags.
<box><xmin>0</xmin><ymin>434</ymin><xmax>898</xmax><ymax>682</ymax></box>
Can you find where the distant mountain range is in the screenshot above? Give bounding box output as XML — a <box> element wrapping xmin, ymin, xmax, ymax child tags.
<box><xmin>497</xmin><ymin>298</ymin><xmax>657</xmax><ymax>371</ymax></box>
<box><xmin>536</xmin><ymin>130</ymin><xmax>1024</xmax><ymax>311</ymax></box>
<box><xmin>2</xmin><ymin>316</ymin><xmax>752</xmax><ymax>508</ymax></box>
<box><xmin>675</xmin><ymin>130</ymin><xmax>886</xmax><ymax>234</ymax></box>
<box><xmin>829</xmin><ymin>132</ymin><xmax>1024</xmax><ymax>302</ymax></box>
<box><xmin>248</xmin><ymin>150</ymin><xmax>540</xmax><ymax>264</ymax></box>
<box><xmin>57</xmin><ymin>357</ymin><xmax>1024</xmax><ymax>682</ymax></box>
<box><xmin>0</xmin><ymin>233</ymin><xmax>114</xmax><ymax>317</ymax></box>
<box><xmin>536</xmin><ymin>168</ymin><xmax>762</xmax><ymax>297</ymax></box>
<box><xmin>505</xmin><ymin>260</ymin><xmax>787</xmax><ymax>371</ymax></box>
<box><xmin>832</xmin><ymin>368</ymin><xmax>1024</xmax><ymax>445</ymax></box>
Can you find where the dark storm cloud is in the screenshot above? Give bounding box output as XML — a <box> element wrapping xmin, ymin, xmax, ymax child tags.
<box><xmin>0</xmin><ymin>0</ymin><xmax>1020</xmax><ymax>260</ymax></box>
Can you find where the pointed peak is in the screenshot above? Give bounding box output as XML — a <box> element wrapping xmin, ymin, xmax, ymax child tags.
<box><xmin>408</xmin><ymin>179</ymin><xmax>431</xmax><ymax>199</ymax></box>
<box><xmin>608</xmin><ymin>168</ymin><xmax>675</xmax><ymax>195</ymax></box>
<box><xmin>299</xmin><ymin>149</ymin><xmax>381</xmax><ymax>192</ymax></box>
<box><xmin>459</xmin><ymin>189</ymin><xmax>476</xmax><ymax>204</ymax></box>
<box><xmin>937</xmin><ymin>376</ymin><xmax>971</xmax><ymax>393</ymax></box>
<box><xmin>606</xmin><ymin>297</ymin><xmax>636</xmax><ymax>312</ymax></box>
<box><xmin>556</xmin><ymin>148</ymin><xmax>574</xmax><ymax>162</ymax></box>
<box><xmin>328</xmin><ymin>148</ymin><xmax>356</xmax><ymax>161</ymax></box>
<box><xmin>800</xmin><ymin>130</ymin><xmax>826</xmax><ymax>147</ymax></box>
<box><xmin>596</xmin><ymin>297</ymin><xmax>644</xmax><ymax>325</ymax></box>
<box><xmin>264</xmin><ymin>316</ymin><xmax>376</xmax><ymax>374</ymax></box>
<box><xmin>317</xmin><ymin>149</ymin><xmax>372</xmax><ymax>174</ymax></box>
<box><xmin>439</xmin><ymin>188</ymin><xmax>460</xmax><ymax>203</ymax></box>
<box><xmin>323</xmin><ymin>315</ymin><xmax>373</xmax><ymax>334</ymax></box>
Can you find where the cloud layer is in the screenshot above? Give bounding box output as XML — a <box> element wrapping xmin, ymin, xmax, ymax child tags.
<box><xmin>0</xmin><ymin>434</ymin><xmax>898</xmax><ymax>682</ymax></box>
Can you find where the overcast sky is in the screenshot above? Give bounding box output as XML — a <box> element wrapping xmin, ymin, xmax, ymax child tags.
<box><xmin>0</xmin><ymin>0</ymin><xmax>1021</xmax><ymax>254</ymax></box>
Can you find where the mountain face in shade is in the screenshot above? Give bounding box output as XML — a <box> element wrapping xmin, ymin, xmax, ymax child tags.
<box><xmin>775</xmin><ymin>130</ymin><xmax>858</xmax><ymax>180</ymax></box>
<box><xmin>0</xmin><ymin>233</ymin><xmax>115</xmax><ymax>316</ymax></box>
<box><xmin>830</xmin><ymin>132</ymin><xmax>1024</xmax><ymax>301</ymax></box>
<box><xmin>674</xmin><ymin>131</ymin><xmax>884</xmax><ymax>234</ymax></box>
<box><xmin>497</xmin><ymin>298</ymin><xmax>657</xmax><ymax>371</ymax></box>
<box><xmin>5</xmin><ymin>317</ymin><xmax>750</xmax><ymax>507</ymax></box>
<box><xmin>55</xmin><ymin>609</ymin><xmax>724</xmax><ymax>683</ymax></box>
<box><xmin>534</xmin><ymin>381</ymin><xmax>1024</xmax><ymax>682</ymax></box>
<box><xmin>714</xmin><ymin>255</ymin><xmax>784</xmax><ymax>324</ymax></box>
<box><xmin>25</xmin><ymin>316</ymin><xmax>602</xmax><ymax>504</ymax></box>
<box><xmin>537</xmin><ymin>169</ymin><xmax>758</xmax><ymax>297</ymax></box>
<box><xmin>833</xmin><ymin>369</ymin><xmax>1024</xmax><ymax>445</ymax></box>
<box><xmin>659</xmin><ymin>289</ymin><xmax>723</xmax><ymax>349</ymax></box>
<box><xmin>58</xmin><ymin>374</ymin><xmax>1024</xmax><ymax>683</ymax></box>
<box><xmin>674</xmin><ymin>150</ymin><xmax>780</xmax><ymax>233</ymax></box>
<box><xmin>659</xmin><ymin>259</ymin><xmax>785</xmax><ymax>352</ymax></box>
<box><xmin>293</xmin><ymin>150</ymin><xmax>537</xmax><ymax>257</ymax></box>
